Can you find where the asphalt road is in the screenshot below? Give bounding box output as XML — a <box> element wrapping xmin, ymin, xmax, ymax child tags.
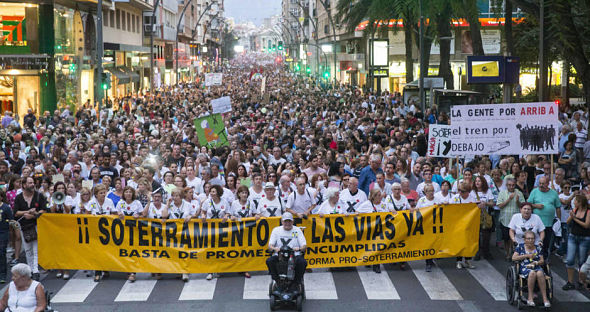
<box><xmin>37</xmin><ymin>245</ymin><xmax>589</xmax><ymax>312</ymax></box>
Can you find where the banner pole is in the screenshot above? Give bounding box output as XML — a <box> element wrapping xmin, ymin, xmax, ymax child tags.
<box><xmin>550</xmin><ymin>154</ymin><xmax>554</xmax><ymax>189</ymax></box>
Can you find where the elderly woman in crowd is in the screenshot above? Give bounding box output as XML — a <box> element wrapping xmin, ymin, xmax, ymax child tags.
<box><xmin>0</xmin><ymin>263</ymin><xmax>46</xmax><ymax>311</ymax></box>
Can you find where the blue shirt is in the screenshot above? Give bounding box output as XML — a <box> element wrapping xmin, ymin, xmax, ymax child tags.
<box><xmin>358</xmin><ymin>165</ymin><xmax>383</xmax><ymax>195</ymax></box>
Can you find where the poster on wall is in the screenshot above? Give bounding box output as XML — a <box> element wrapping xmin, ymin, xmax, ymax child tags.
<box><xmin>450</xmin><ymin>102</ymin><xmax>559</xmax><ymax>155</ymax></box>
<box><xmin>461</xmin><ymin>29</ymin><xmax>501</xmax><ymax>55</ymax></box>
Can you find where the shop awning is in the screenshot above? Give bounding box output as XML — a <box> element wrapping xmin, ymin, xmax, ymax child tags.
<box><xmin>105</xmin><ymin>67</ymin><xmax>130</xmax><ymax>85</ymax></box>
<box><xmin>120</xmin><ymin>67</ymin><xmax>140</xmax><ymax>83</ymax></box>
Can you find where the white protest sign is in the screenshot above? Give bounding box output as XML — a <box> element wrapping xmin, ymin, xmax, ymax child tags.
<box><xmin>261</xmin><ymin>76</ymin><xmax>266</xmax><ymax>94</ymax></box>
<box><xmin>204</xmin><ymin>73</ymin><xmax>223</xmax><ymax>86</ymax></box>
<box><xmin>427</xmin><ymin>124</ymin><xmax>453</xmax><ymax>158</ymax></box>
<box><xmin>450</xmin><ymin>102</ymin><xmax>559</xmax><ymax>155</ymax></box>
<box><xmin>211</xmin><ymin>96</ymin><xmax>232</xmax><ymax>114</ymax></box>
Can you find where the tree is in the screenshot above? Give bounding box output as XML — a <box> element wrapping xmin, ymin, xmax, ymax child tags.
<box><xmin>510</xmin><ymin>0</ymin><xmax>590</xmax><ymax>104</ymax></box>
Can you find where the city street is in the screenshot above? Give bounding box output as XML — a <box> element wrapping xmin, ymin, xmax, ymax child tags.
<box><xmin>37</xmin><ymin>247</ymin><xmax>589</xmax><ymax>312</ymax></box>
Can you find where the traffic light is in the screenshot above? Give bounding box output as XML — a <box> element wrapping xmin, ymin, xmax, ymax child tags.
<box><xmin>294</xmin><ymin>63</ymin><xmax>300</xmax><ymax>71</ymax></box>
<box><xmin>272</xmin><ymin>44</ymin><xmax>276</xmax><ymax>52</ymax></box>
<box><xmin>69</xmin><ymin>63</ymin><xmax>77</xmax><ymax>72</ymax></box>
<box><xmin>323</xmin><ymin>70</ymin><xmax>330</xmax><ymax>79</ymax></box>
<box><xmin>306</xmin><ymin>66</ymin><xmax>311</xmax><ymax>74</ymax></box>
<box><xmin>278</xmin><ymin>41</ymin><xmax>283</xmax><ymax>51</ymax></box>
<box><xmin>101</xmin><ymin>72</ymin><xmax>111</xmax><ymax>90</ymax></box>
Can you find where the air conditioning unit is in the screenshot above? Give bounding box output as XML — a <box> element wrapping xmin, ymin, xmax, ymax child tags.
<box><xmin>144</xmin><ymin>24</ymin><xmax>157</xmax><ymax>35</ymax></box>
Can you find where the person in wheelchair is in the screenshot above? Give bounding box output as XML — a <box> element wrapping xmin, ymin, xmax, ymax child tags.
<box><xmin>267</xmin><ymin>212</ymin><xmax>307</xmax><ymax>294</ymax></box>
<box><xmin>0</xmin><ymin>263</ymin><xmax>47</xmax><ymax>312</ymax></box>
<box><xmin>512</xmin><ymin>231</ymin><xmax>551</xmax><ymax>308</ymax></box>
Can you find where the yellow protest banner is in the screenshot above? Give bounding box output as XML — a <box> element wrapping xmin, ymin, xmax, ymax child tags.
<box><xmin>38</xmin><ymin>204</ymin><xmax>479</xmax><ymax>273</ymax></box>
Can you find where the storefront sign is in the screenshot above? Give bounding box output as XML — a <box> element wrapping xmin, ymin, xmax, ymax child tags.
<box><xmin>38</xmin><ymin>204</ymin><xmax>479</xmax><ymax>273</ymax></box>
<box><xmin>372</xmin><ymin>68</ymin><xmax>389</xmax><ymax>77</ymax></box>
<box><xmin>0</xmin><ymin>56</ymin><xmax>50</xmax><ymax>70</ymax></box>
<box><xmin>450</xmin><ymin>102</ymin><xmax>559</xmax><ymax>155</ymax></box>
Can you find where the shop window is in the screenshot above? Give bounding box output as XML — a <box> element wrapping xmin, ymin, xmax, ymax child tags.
<box><xmin>116</xmin><ymin>10</ymin><xmax>120</xmax><ymax>29</ymax></box>
<box><xmin>122</xmin><ymin>10</ymin><xmax>126</xmax><ymax>31</ymax></box>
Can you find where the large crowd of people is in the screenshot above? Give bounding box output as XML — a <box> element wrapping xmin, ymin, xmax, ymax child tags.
<box><xmin>0</xmin><ymin>54</ymin><xmax>588</xmax><ymax>298</ymax></box>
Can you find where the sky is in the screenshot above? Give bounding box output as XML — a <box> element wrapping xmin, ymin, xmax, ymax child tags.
<box><xmin>224</xmin><ymin>0</ymin><xmax>281</xmax><ymax>26</ymax></box>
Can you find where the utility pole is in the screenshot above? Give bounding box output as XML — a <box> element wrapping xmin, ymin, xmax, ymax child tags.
<box><xmin>149</xmin><ymin>0</ymin><xmax>161</xmax><ymax>94</ymax></box>
<box><xmin>96</xmin><ymin>0</ymin><xmax>104</xmax><ymax>110</ymax></box>
<box><xmin>175</xmin><ymin>0</ymin><xmax>194</xmax><ymax>85</ymax></box>
<box><xmin>419</xmin><ymin>0</ymin><xmax>425</xmax><ymax>113</ymax></box>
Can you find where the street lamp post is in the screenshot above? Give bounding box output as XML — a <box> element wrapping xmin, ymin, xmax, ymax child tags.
<box><xmin>175</xmin><ymin>0</ymin><xmax>194</xmax><ymax>85</ymax></box>
<box><xmin>189</xmin><ymin>2</ymin><xmax>216</xmax><ymax>75</ymax></box>
<box><xmin>96</xmin><ymin>0</ymin><xmax>104</xmax><ymax>110</ymax></box>
<box><xmin>149</xmin><ymin>0</ymin><xmax>161</xmax><ymax>94</ymax></box>
<box><xmin>318</xmin><ymin>0</ymin><xmax>338</xmax><ymax>84</ymax></box>
<box><xmin>419</xmin><ymin>0</ymin><xmax>425</xmax><ymax>113</ymax></box>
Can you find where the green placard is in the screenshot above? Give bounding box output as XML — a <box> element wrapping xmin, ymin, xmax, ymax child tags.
<box><xmin>193</xmin><ymin>114</ymin><xmax>228</xmax><ymax>148</ymax></box>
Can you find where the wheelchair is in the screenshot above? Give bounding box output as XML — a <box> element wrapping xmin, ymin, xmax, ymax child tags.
<box><xmin>268</xmin><ymin>246</ymin><xmax>305</xmax><ymax>311</ymax></box>
<box><xmin>506</xmin><ymin>261</ymin><xmax>553</xmax><ymax>310</ymax></box>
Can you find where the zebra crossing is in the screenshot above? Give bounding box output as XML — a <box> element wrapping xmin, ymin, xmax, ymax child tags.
<box><xmin>46</xmin><ymin>260</ymin><xmax>589</xmax><ymax>305</ymax></box>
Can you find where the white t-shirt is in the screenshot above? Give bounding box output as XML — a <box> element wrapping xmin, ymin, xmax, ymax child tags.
<box><xmin>416</xmin><ymin>181</ymin><xmax>441</xmax><ymax>198</ymax></box>
<box><xmin>248</xmin><ymin>187</ymin><xmax>265</xmax><ymax>210</ymax></box>
<box><xmin>316</xmin><ymin>200</ymin><xmax>346</xmax><ymax>215</ymax></box>
<box><xmin>558</xmin><ymin>193</ymin><xmax>574</xmax><ymax>223</ymax></box>
<box><xmin>340</xmin><ymin>189</ymin><xmax>368</xmax><ymax>214</ymax></box>
<box><xmin>383</xmin><ymin>194</ymin><xmax>410</xmax><ymax>211</ymax></box>
<box><xmin>452</xmin><ymin>193</ymin><xmax>479</xmax><ymax>204</ymax></box>
<box><xmin>88</xmin><ymin>197</ymin><xmax>115</xmax><ymax>215</ymax></box>
<box><xmin>146</xmin><ymin>202</ymin><xmax>166</xmax><ymax>219</ymax></box>
<box><xmin>508</xmin><ymin>213</ymin><xmax>545</xmax><ymax>244</ymax></box>
<box><xmin>186</xmin><ymin>199</ymin><xmax>201</xmax><ymax>216</ymax></box>
<box><xmin>116</xmin><ymin>200</ymin><xmax>144</xmax><ymax>216</ymax></box>
<box><xmin>269</xmin><ymin>225</ymin><xmax>307</xmax><ymax>256</ymax></box>
<box><xmin>416</xmin><ymin>196</ymin><xmax>436</xmax><ymax>209</ymax></box>
<box><xmin>65</xmin><ymin>194</ymin><xmax>81</xmax><ymax>214</ymax></box>
<box><xmin>472</xmin><ymin>189</ymin><xmax>494</xmax><ymax>204</ymax></box>
<box><xmin>202</xmin><ymin>198</ymin><xmax>231</xmax><ymax>219</ymax></box>
<box><xmin>433</xmin><ymin>191</ymin><xmax>452</xmax><ymax>205</ymax></box>
<box><xmin>286</xmin><ymin>189</ymin><xmax>316</xmax><ymax>214</ymax></box>
<box><xmin>186</xmin><ymin>176</ymin><xmax>202</xmax><ymax>192</ymax></box>
<box><xmin>355</xmin><ymin>200</ymin><xmax>388</xmax><ymax>213</ymax></box>
<box><xmin>277</xmin><ymin>186</ymin><xmax>294</xmax><ymax>208</ymax></box>
<box><xmin>257</xmin><ymin>196</ymin><xmax>283</xmax><ymax>217</ymax></box>
<box><xmin>231</xmin><ymin>199</ymin><xmax>254</xmax><ymax>218</ymax></box>
<box><xmin>168</xmin><ymin>200</ymin><xmax>192</xmax><ymax>219</ymax></box>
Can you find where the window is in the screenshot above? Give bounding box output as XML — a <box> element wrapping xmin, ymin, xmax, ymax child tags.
<box><xmin>132</xmin><ymin>13</ymin><xmax>135</xmax><ymax>32</ymax></box>
<box><xmin>103</xmin><ymin>11</ymin><xmax>108</xmax><ymax>26</ymax></box>
<box><xmin>116</xmin><ymin>10</ymin><xmax>120</xmax><ymax>29</ymax></box>
<box><xmin>290</xmin><ymin>8</ymin><xmax>299</xmax><ymax>17</ymax></box>
<box><xmin>127</xmin><ymin>12</ymin><xmax>131</xmax><ymax>32</ymax></box>
<box><xmin>110</xmin><ymin>11</ymin><xmax>114</xmax><ymax>28</ymax></box>
<box><xmin>121</xmin><ymin>10</ymin><xmax>126</xmax><ymax>31</ymax></box>
<box><xmin>136</xmin><ymin>16</ymin><xmax>141</xmax><ymax>33</ymax></box>
<box><xmin>324</xmin><ymin>24</ymin><xmax>329</xmax><ymax>35</ymax></box>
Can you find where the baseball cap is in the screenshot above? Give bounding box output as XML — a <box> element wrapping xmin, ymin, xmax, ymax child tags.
<box><xmin>281</xmin><ymin>212</ymin><xmax>294</xmax><ymax>222</ymax></box>
<box><xmin>264</xmin><ymin>182</ymin><xmax>275</xmax><ymax>189</ymax></box>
